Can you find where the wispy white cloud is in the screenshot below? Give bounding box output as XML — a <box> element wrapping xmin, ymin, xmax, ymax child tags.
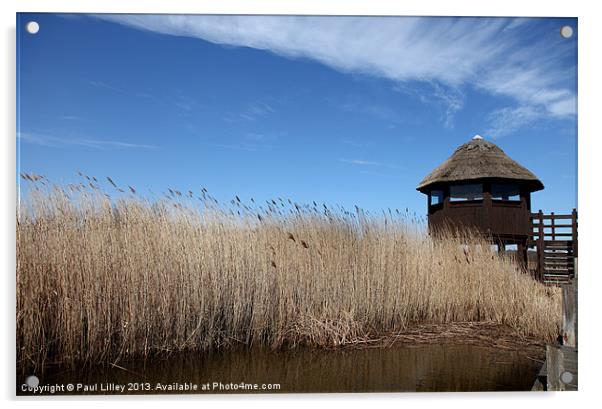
<box><xmin>97</xmin><ymin>15</ymin><xmax>576</xmax><ymax>135</ymax></box>
<box><xmin>502</xmin><ymin>18</ymin><xmax>531</xmax><ymax>32</ymax></box>
<box><xmin>18</xmin><ymin>132</ymin><xmax>159</xmax><ymax>150</ymax></box>
<box><xmin>338</xmin><ymin>158</ymin><xmax>405</xmax><ymax>180</ymax></box>
<box><xmin>358</xmin><ymin>170</ymin><xmax>408</xmax><ymax>180</ymax></box>
<box><xmin>396</xmin><ymin>82</ymin><xmax>465</xmax><ymax>128</ymax></box>
<box><xmin>337</xmin><ymin>98</ymin><xmax>407</xmax><ymax>125</ymax></box>
<box><xmin>90</xmin><ymin>80</ymin><xmax>208</xmax><ymax>116</ymax></box>
<box><xmin>484</xmin><ymin>106</ymin><xmax>543</xmax><ymax>139</ymax></box>
<box><xmin>202</xmin><ymin>141</ymin><xmax>271</xmax><ymax>152</ymax></box>
<box><xmin>338</xmin><ymin>158</ymin><xmax>401</xmax><ymax>169</ymax></box>
<box><xmin>339</xmin><ymin>139</ymin><xmax>373</xmax><ymax>148</ymax></box>
<box><xmin>60</xmin><ymin>115</ymin><xmax>84</xmax><ymax>121</ymax></box>
<box><xmin>89</xmin><ymin>80</ymin><xmax>119</xmax><ymax>91</ymax></box>
<box><xmin>202</xmin><ymin>131</ymin><xmax>282</xmax><ymax>152</ymax></box>
<box><xmin>223</xmin><ymin>100</ymin><xmax>276</xmax><ymax>122</ymax></box>
<box><xmin>338</xmin><ymin>158</ymin><xmax>381</xmax><ymax>166</ymax></box>
<box><xmin>431</xmin><ymin>84</ymin><xmax>465</xmax><ymax>129</ymax></box>
<box><xmin>244</xmin><ymin>132</ymin><xmax>279</xmax><ymax>143</ymax></box>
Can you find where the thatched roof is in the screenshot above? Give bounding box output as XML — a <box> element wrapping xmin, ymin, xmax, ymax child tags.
<box><xmin>417</xmin><ymin>136</ymin><xmax>544</xmax><ymax>193</ymax></box>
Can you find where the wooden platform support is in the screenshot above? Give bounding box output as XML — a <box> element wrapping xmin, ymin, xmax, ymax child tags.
<box><xmin>533</xmin><ymin>272</ymin><xmax>578</xmax><ymax>391</ymax></box>
<box><xmin>546</xmin><ymin>344</ymin><xmax>577</xmax><ymax>391</ymax></box>
<box><xmin>561</xmin><ymin>272</ymin><xmax>578</xmax><ymax>347</ymax></box>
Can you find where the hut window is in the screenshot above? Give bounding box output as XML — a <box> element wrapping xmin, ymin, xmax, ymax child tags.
<box><xmin>491</xmin><ymin>184</ymin><xmax>520</xmax><ymax>201</ymax></box>
<box><xmin>449</xmin><ymin>184</ymin><xmax>483</xmax><ymax>201</ymax></box>
<box><xmin>430</xmin><ymin>190</ymin><xmax>444</xmax><ymax>206</ymax></box>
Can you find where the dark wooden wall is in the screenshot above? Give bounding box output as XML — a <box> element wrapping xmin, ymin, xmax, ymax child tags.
<box><xmin>427</xmin><ymin>180</ymin><xmax>531</xmax><ymax>239</ymax></box>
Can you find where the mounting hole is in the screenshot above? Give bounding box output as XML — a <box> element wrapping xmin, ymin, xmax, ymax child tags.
<box><xmin>560</xmin><ymin>370</ymin><xmax>574</xmax><ymax>384</ymax></box>
<box><xmin>560</xmin><ymin>25</ymin><xmax>573</xmax><ymax>39</ymax></box>
<box><xmin>25</xmin><ymin>375</ymin><xmax>39</xmax><ymax>388</ymax></box>
<box><xmin>26</xmin><ymin>21</ymin><xmax>40</xmax><ymax>35</ymax></box>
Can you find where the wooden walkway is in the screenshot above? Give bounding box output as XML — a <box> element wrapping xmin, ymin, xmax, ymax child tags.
<box><xmin>529</xmin><ymin>209</ymin><xmax>578</xmax><ymax>284</ymax></box>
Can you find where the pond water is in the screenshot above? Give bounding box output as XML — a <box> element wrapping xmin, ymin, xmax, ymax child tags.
<box><xmin>18</xmin><ymin>344</ymin><xmax>542</xmax><ymax>394</ymax></box>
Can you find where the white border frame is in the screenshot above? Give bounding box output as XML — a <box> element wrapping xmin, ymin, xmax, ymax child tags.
<box><xmin>3</xmin><ymin>1</ymin><xmax>600</xmax><ymax>408</ymax></box>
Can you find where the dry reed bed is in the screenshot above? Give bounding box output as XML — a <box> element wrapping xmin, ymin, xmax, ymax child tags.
<box><xmin>16</xmin><ymin>177</ymin><xmax>561</xmax><ymax>372</ymax></box>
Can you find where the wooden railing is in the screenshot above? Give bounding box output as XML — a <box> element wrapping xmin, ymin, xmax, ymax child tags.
<box><xmin>529</xmin><ymin>209</ymin><xmax>578</xmax><ymax>283</ymax></box>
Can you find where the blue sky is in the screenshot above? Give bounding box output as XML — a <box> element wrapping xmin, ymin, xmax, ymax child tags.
<box><xmin>17</xmin><ymin>13</ymin><xmax>577</xmax><ymax>216</ymax></box>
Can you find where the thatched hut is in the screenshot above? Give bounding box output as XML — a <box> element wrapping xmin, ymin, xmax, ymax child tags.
<box><xmin>417</xmin><ymin>135</ymin><xmax>544</xmax><ymax>265</ymax></box>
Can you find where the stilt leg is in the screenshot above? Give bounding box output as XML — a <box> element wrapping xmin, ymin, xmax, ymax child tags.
<box><xmin>517</xmin><ymin>241</ymin><xmax>527</xmax><ymax>271</ymax></box>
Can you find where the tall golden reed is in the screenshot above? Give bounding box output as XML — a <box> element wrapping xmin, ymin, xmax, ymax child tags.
<box><xmin>16</xmin><ymin>178</ymin><xmax>561</xmax><ymax>372</ymax></box>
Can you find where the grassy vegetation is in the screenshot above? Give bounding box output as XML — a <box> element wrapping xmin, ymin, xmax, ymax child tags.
<box><xmin>17</xmin><ymin>174</ymin><xmax>561</xmax><ymax>372</ymax></box>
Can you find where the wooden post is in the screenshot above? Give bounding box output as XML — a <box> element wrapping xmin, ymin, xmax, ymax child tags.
<box><xmin>483</xmin><ymin>183</ymin><xmax>492</xmax><ymax>235</ymax></box>
<box><xmin>546</xmin><ymin>276</ymin><xmax>578</xmax><ymax>391</ymax></box>
<box><xmin>562</xmin><ymin>278</ymin><xmax>578</xmax><ymax>347</ymax></box>
<box><xmin>443</xmin><ymin>186</ymin><xmax>450</xmax><ymax>210</ymax></box>
<box><xmin>496</xmin><ymin>238</ymin><xmax>504</xmax><ymax>255</ymax></box>
<box><xmin>537</xmin><ymin>210</ymin><xmax>545</xmax><ymax>281</ymax></box>
<box><xmin>546</xmin><ymin>344</ymin><xmax>578</xmax><ymax>391</ymax></box>
<box><xmin>550</xmin><ymin>212</ymin><xmax>555</xmax><ymax>241</ymax></box>
<box><xmin>517</xmin><ymin>241</ymin><xmax>527</xmax><ymax>270</ymax></box>
<box><xmin>572</xmin><ymin>208</ymin><xmax>578</xmax><ymax>258</ymax></box>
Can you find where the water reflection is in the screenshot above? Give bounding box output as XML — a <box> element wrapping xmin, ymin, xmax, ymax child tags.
<box><xmin>20</xmin><ymin>344</ymin><xmax>542</xmax><ymax>394</ymax></box>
